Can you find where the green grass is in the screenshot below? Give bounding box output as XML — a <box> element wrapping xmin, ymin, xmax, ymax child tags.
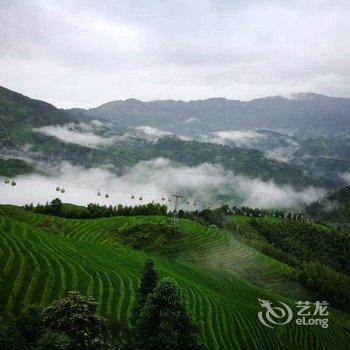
<box><xmin>0</xmin><ymin>206</ymin><xmax>349</xmax><ymax>349</ymax></box>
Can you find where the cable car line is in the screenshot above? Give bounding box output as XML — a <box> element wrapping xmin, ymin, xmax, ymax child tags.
<box><xmin>1</xmin><ymin>174</ymin><xmax>214</xmax><ymax>209</ymax></box>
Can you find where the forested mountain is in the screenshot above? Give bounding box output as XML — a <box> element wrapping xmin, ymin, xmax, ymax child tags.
<box><xmin>73</xmin><ymin>93</ymin><xmax>350</xmax><ymax>138</ymax></box>
<box><xmin>1</xmin><ymin>86</ymin><xmax>325</xmax><ymax>189</ymax></box>
<box><xmin>1</xmin><ymin>85</ymin><xmax>350</xmax><ymax>192</ymax></box>
<box><xmin>0</xmin><ymin>86</ymin><xmax>79</xmax><ymax>130</ymax></box>
<box><xmin>293</xmin><ymin>137</ymin><xmax>350</xmax><ymax>160</ymax></box>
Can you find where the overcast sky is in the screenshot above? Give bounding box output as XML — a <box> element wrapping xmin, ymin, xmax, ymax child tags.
<box><xmin>1</xmin><ymin>0</ymin><xmax>349</xmax><ymax>108</ymax></box>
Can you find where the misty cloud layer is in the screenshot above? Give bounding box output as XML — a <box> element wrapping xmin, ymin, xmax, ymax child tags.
<box><xmin>1</xmin><ymin>1</ymin><xmax>349</xmax><ymax>107</ymax></box>
<box><xmin>1</xmin><ymin>158</ymin><xmax>325</xmax><ymax>209</ymax></box>
<box><xmin>134</xmin><ymin>126</ymin><xmax>173</xmax><ymax>140</ymax></box>
<box><xmin>264</xmin><ymin>146</ymin><xmax>299</xmax><ymax>162</ymax></box>
<box><xmin>34</xmin><ymin>121</ymin><xmax>177</xmax><ymax>148</ymax></box>
<box><xmin>210</xmin><ymin>130</ymin><xmax>267</xmax><ymax>147</ymax></box>
<box><xmin>339</xmin><ymin>172</ymin><xmax>350</xmax><ymax>185</ymax></box>
<box><xmin>35</xmin><ymin>121</ymin><xmax>128</xmax><ymax>148</ymax></box>
<box><xmin>203</xmin><ymin>129</ymin><xmax>300</xmax><ymax>162</ymax></box>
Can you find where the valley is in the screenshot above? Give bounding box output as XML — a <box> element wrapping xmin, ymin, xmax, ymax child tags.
<box><xmin>1</xmin><ymin>86</ymin><xmax>350</xmax><ymax>349</ymax></box>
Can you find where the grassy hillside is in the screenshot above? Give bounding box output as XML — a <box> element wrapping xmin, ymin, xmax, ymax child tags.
<box><xmin>0</xmin><ymin>206</ymin><xmax>349</xmax><ymax>349</ymax></box>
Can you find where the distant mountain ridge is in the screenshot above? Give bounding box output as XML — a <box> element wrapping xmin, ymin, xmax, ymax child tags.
<box><xmin>71</xmin><ymin>92</ymin><xmax>350</xmax><ymax>139</ymax></box>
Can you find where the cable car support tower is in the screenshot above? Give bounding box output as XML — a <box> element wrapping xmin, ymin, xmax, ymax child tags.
<box><xmin>172</xmin><ymin>192</ymin><xmax>183</xmax><ymax>224</ymax></box>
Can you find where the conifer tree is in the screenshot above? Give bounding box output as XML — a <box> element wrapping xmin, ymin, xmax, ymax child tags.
<box><xmin>128</xmin><ymin>259</ymin><xmax>159</xmax><ymax>349</ymax></box>
<box><xmin>132</xmin><ymin>278</ymin><xmax>202</xmax><ymax>350</ymax></box>
<box><xmin>137</xmin><ymin>259</ymin><xmax>158</xmax><ymax>305</ymax></box>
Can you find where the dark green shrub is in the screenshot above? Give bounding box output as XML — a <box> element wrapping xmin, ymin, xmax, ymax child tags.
<box><xmin>115</xmin><ymin>222</ymin><xmax>182</xmax><ymax>251</ymax></box>
<box><xmin>300</xmin><ymin>261</ymin><xmax>350</xmax><ymax>312</ymax></box>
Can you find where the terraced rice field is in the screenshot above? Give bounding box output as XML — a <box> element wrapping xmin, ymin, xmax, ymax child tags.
<box><xmin>0</xmin><ymin>205</ymin><xmax>349</xmax><ymax>349</ymax></box>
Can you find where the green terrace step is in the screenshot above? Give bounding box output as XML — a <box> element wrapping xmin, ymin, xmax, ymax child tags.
<box><xmin>0</xmin><ymin>207</ymin><xmax>349</xmax><ymax>349</ymax></box>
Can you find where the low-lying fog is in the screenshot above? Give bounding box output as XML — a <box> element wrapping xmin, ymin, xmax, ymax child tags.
<box><xmin>34</xmin><ymin>122</ymin><xmax>300</xmax><ymax>163</ymax></box>
<box><xmin>2</xmin><ymin>122</ymin><xmax>326</xmax><ymax>209</ymax></box>
<box><xmin>34</xmin><ymin>122</ymin><xmax>176</xmax><ymax>147</ymax></box>
<box><xmin>1</xmin><ymin>158</ymin><xmax>325</xmax><ymax>210</ymax></box>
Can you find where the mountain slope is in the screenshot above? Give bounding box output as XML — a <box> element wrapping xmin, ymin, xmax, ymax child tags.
<box><xmin>0</xmin><ymin>86</ymin><xmax>122</xmax><ymax>174</ymax></box>
<box><xmin>0</xmin><ymin>206</ymin><xmax>349</xmax><ymax>349</ymax></box>
<box><xmin>307</xmin><ymin>185</ymin><xmax>350</xmax><ymax>223</ymax></box>
<box><xmin>289</xmin><ymin>137</ymin><xmax>350</xmax><ymax>187</ymax></box>
<box><xmin>75</xmin><ymin>93</ymin><xmax>350</xmax><ymax>138</ymax></box>
<box><xmin>0</xmin><ymin>86</ymin><xmax>77</xmax><ymax>130</ymax></box>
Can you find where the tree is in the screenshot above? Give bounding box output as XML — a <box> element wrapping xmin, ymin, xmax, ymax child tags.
<box><xmin>300</xmin><ymin>261</ymin><xmax>350</xmax><ymax>312</ymax></box>
<box><xmin>129</xmin><ymin>259</ymin><xmax>158</xmax><ymax>336</ymax></box>
<box><xmin>220</xmin><ymin>204</ymin><xmax>231</xmax><ymax>215</ymax></box>
<box><xmin>132</xmin><ymin>278</ymin><xmax>203</xmax><ymax>350</ymax></box>
<box><xmin>50</xmin><ymin>198</ymin><xmax>63</xmax><ymax>215</ymax></box>
<box><xmin>37</xmin><ymin>332</ymin><xmax>71</xmax><ymax>350</ymax></box>
<box><xmin>16</xmin><ymin>304</ymin><xmax>44</xmax><ymax>344</ymax></box>
<box><xmin>137</xmin><ymin>259</ymin><xmax>158</xmax><ymax>305</ymax></box>
<box><xmin>43</xmin><ymin>291</ymin><xmax>114</xmax><ymax>349</ymax></box>
<box><xmin>0</xmin><ymin>312</ymin><xmax>24</xmax><ymax>350</ymax></box>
